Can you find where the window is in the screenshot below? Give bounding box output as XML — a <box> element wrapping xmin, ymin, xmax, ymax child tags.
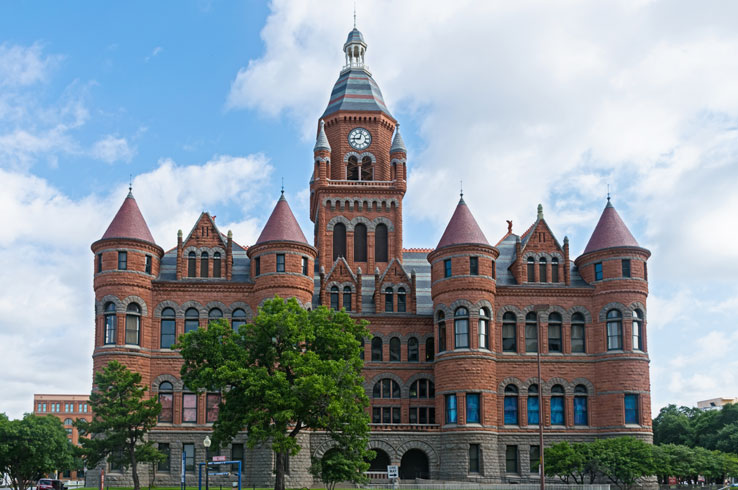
<box><xmin>469</xmin><ymin>444</ymin><xmax>480</xmax><ymax>473</ymax></box>
<box><xmin>574</xmin><ymin>385</ymin><xmax>588</xmax><ymax>425</ymax></box>
<box><xmin>504</xmin><ymin>384</ymin><xmax>518</xmax><ymax>425</ymax></box>
<box><xmin>276</xmin><ymin>254</ymin><xmax>285</xmax><ymax>272</ymax></box>
<box><xmin>118</xmin><ymin>251</ymin><xmax>127</xmax><ymax>270</ymax></box>
<box><xmin>466</xmin><ymin>394</ymin><xmax>480</xmax><ymax>424</ymax></box>
<box><xmin>478</xmin><ymin>308</ymin><xmax>490</xmax><ymax>349</ymax></box>
<box><xmin>437</xmin><ymin>311</ymin><xmax>447</xmax><ymax>352</ymax></box>
<box><xmin>425</xmin><ymin>337</ymin><xmax>435</xmax><ymax>361</ymax></box>
<box><xmin>206</xmin><ymin>393</ymin><xmax>220</xmax><ymax>423</ymax></box>
<box><xmin>389</xmin><ymin>337</ymin><xmax>401</xmax><ymax>362</ymax></box>
<box><xmin>372</xmin><ymin>407</ymin><xmax>400</xmax><ymax>424</ymax></box>
<box><xmin>97</xmin><ymin>253</ymin><xmax>103</xmax><ymax>273</ymax></box>
<box><xmin>622</xmin><ymin>259</ymin><xmax>631</xmax><ymax>278</ymax></box>
<box><xmin>571</xmin><ymin>312</ymin><xmax>586</xmax><ymax>353</ymax></box>
<box><xmin>470</xmin><ymin>256</ymin><xmax>479</xmax><ymax>275</ymax></box>
<box><xmin>200</xmin><ymin>251</ymin><xmax>209</xmax><ymax>278</ymax></box>
<box><xmin>182</xmin><ymin>393</ymin><xmax>197</xmax><ymax>423</ymax></box>
<box><xmin>644</xmin><ymin>262</ymin><xmax>648</xmax><ymax>281</ymax></box>
<box><xmin>81</xmin><ymin>403</ymin><xmax>88</xmax><ymax>412</ymax></box>
<box><xmin>529</xmin><ymin>445</ymin><xmax>540</xmax><ymax>474</ymax></box>
<box><xmin>371</xmin><ymin>337</ymin><xmax>383</xmax><ymax>361</ymax></box>
<box><xmin>607</xmin><ymin>309</ymin><xmax>623</xmax><ymax>350</ymax></box>
<box><xmin>158</xmin><ymin>443</ymin><xmax>170</xmax><ymax>472</ymax></box>
<box><xmin>409</xmin><ymin>407</ymin><xmax>435</xmax><ymax>424</ymax></box>
<box><xmin>594</xmin><ymin>262</ymin><xmax>603</xmax><ymax>281</ymax></box>
<box><xmin>183</xmin><ymin>443</ymin><xmax>195</xmax><ymax>472</ymax></box>
<box><xmin>354</xmin><ymin>223</ymin><xmax>367</xmax><ymax>262</ymax></box>
<box><xmin>539</xmin><ymin>257</ymin><xmax>547</xmax><ymax>282</ymax></box>
<box><xmin>445</xmin><ymin>394</ymin><xmax>457</xmax><ymax>424</ymax></box>
<box><xmin>185</xmin><ymin>308</ymin><xmax>199</xmax><ymax>333</ymax></box>
<box><xmin>527</xmin><ymin>384</ymin><xmax>539</xmax><ymax>425</ymax></box>
<box><xmin>407</xmin><ymin>337</ymin><xmax>418</xmax><ymax>362</ymax></box>
<box><xmin>188</xmin><ymin>252</ymin><xmax>196</xmax><ymax>277</ymax></box>
<box><xmin>375</xmin><ymin>224</ymin><xmax>388</xmax><ymax>262</ymax></box>
<box><xmin>372</xmin><ymin>379</ymin><xmax>400</xmax><ymax>398</ymax></box>
<box><xmin>64</xmin><ymin>417</ymin><xmax>73</xmax><ymax>425</ymax></box>
<box><xmin>125</xmin><ymin>303</ymin><xmax>141</xmax><ymax>345</ymax></box>
<box><xmin>254</xmin><ymin>256</ymin><xmax>260</xmax><ymax>276</ymax></box>
<box><xmin>551</xmin><ymin>384</ymin><xmax>565</xmax><ymax>425</ymax></box>
<box><xmin>491</xmin><ymin>260</ymin><xmax>496</xmax><ymax>279</ymax></box>
<box><xmin>158</xmin><ymin>382</ymin><xmax>173</xmax><ymax>422</ymax></box>
<box><xmin>525</xmin><ymin>312</ymin><xmax>538</xmax><ymax>353</ymax></box>
<box><xmin>231</xmin><ymin>443</ymin><xmax>244</xmax><ymax>472</ymax></box>
<box><xmin>397</xmin><ymin>287</ymin><xmax>406</xmax><ymax>312</ymax></box>
<box><xmin>502</xmin><ymin>312</ymin><xmax>517</xmax><ymax>352</ymax></box>
<box><xmin>213</xmin><ymin>252</ymin><xmax>221</xmax><ymax>278</ymax></box>
<box><xmin>505</xmin><ymin>445</ymin><xmax>518</xmax><ymax>473</ymax></box>
<box><xmin>145</xmin><ymin>255</ymin><xmax>152</xmax><ymax>274</ymax></box>
<box><xmin>232</xmin><ymin>309</ymin><xmax>247</xmax><ymax>332</ymax></box>
<box><xmin>330</xmin><ymin>286</ymin><xmax>339</xmax><ymax>310</ymax></box>
<box><xmin>385</xmin><ymin>287</ymin><xmax>393</xmax><ymax>312</ymax></box>
<box><xmin>343</xmin><ymin>286</ymin><xmax>352</xmax><ymax>311</ymax></box>
<box><xmin>454</xmin><ymin>307</ymin><xmax>469</xmax><ymax>348</ymax></box>
<box><xmin>444</xmin><ymin>259</ymin><xmax>452</xmax><ymax>278</ymax></box>
<box><xmin>625</xmin><ymin>394</ymin><xmax>639</xmax><ymax>424</ymax></box>
<box><xmin>104</xmin><ymin>302</ymin><xmax>117</xmax><ymax>345</ymax></box>
<box><xmin>551</xmin><ymin>257</ymin><xmax>559</xmax><ymax>282</ymax></box>
<box><xmin>409</xmin><ymin>379</ymin><xmax>435</xmax><ymax>398</ymax></box>
<box><xmin>333</xmin><ymin>223</ymin><xmax>346</xmax><ymax>260</ymax></box>
<box><xmin>527</xmin><ymin>257</ymin><xmax>535</xmax><ymax>282</ymax></box>
<box><xmin>548</xmin><ymin>312</ymin><xmax>562</xmax><ymax>352</ymax></box>
<box><xmin>347</xmin><ymin>156</ymin><xmax>359</xmax><ymax>180</ymax></box>
<box><xmin>301</xmin><ymin>256</ymin><xmax>308</xmax><ymax>275</ymax></box>
<box><xmin>160</xmin><ymin>307</ymin><xmax>176</xmax><ymax>349</ymax></box>
<box><xmin>632</xmin><ymin>309</ymin><xmax>643</xmax><ymax>351</ymax></box>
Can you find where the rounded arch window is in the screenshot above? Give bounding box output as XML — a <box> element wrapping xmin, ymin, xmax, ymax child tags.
<box><xmin>551</xmin><ymin>256</ymin><xmax>560</xmax><ymax>282</ymax></box>
<box><xmin>372</xmin><ymin>378</ymin><xmax>400</xmax><ymax>399</ymax></box>
<box><xmin>571</xmin><ymin>312</ymin><xmax>586</xmax><ymax>353</ymax></box>
<box><xmin>632</xmin><ymin>308</ymin><xmax>644</xmax><ymax>351</ymax></box>
<box><xmin>384</xmin><ymin>287</ymin><xmax>393</xmax><ymax>312</ymax></box>
<box><xmin>184</xmin><ymin>308</ymin><xmax>200</xmax><ymax>334</ymax></box>
<box><xmin>158</xmin><ymin>381</ymin><xmax>174</xmax><ymax>423</ymax></box>
<box><xmin>375</xmin><ymin>223</ymin><xmax>388</xmax><ymax>262</ymax></box>
<box><xmin>347</xmin><ymin>155</ymin><xmax>360</xmax><ymax>180</ymax></box>
<box><xmin>407</xmin><ymin>336</ymin><xmax>419</xmax><ymax>362</ymax></box>
<box><xmin>527</xmin><ymin>257</ymin><xmax>535</xmax><ymax>282</ymax></box>
<box><xmin>539</xmin><ymin>257</ymin><xmax>547</xmax><ymax>282</ymax></box>
<box><xmin>454</xmin><ymin>307</ymin><xmax>469</xmax><ymax>348</ymax></box>
<box><xmin>232</xmin><ymin>308</ymin><xmax>247</xmax><ymax>331</ymax></box>
<box><xmin>548</xmin><ymin>312</ymin><xmax>563</xmax><ymax>353</ymax></box>
<box><xmin>371</xmin><ymin>337</ymin><xmax>383</xmax><ymax>361</ymax></box>
<box><xmin>502</xmin><ymin>312</ymin><xmax>516</xmax><ymax>352</ymax></box>
<box><xmin>160</xmin><ymin>307</ymin><xmax>176</xmax><ymax>349</ymax></box>
<box><xmin>397</xmin><ymin>287</ymin><xmax>406</xmax><ymax>313</ymax></box>
<box><xmin>64</xmin><ymin>418</ymin><xmax>74</xmax><ymax>426</ymax></box>
<box><xmin>353</xmin><ymin>223</ymin><xmax>367</xmax><ymax>262</ymax></box>
<box><xmin>125</xmin><ymin>303</ymin><xmax>141</xmax><ymax>345</ymax></box>
<box><xmin>478</xmin><ymin>307</ymin><xmax>490</xmax><ymax>350</ymax></box>
<box><xmin>574</xmin><ymin>384</ymin><xmax>588</xmax><ymax>425</ymax></box>
<box><xmin>437</xmin><ymin>311</ymin><xmax>446</xmax><ymax>352</ymax></box>
<box><xmin>425</xmin><ymin>337</ymin><xmax>435</xmax><ymax>361</ymax></box>
<box><xmin>551</xmin><ymin>384</ymin><xmax>565</xmax><ymax>425</ymax></box>
<box><xmin>409</xmin><ymin>379</ymin><xmax>434</xmax><ymax>398</ymax></box>
<box><xmin>200</xmin><ymin>251</ymin><xmax>209</xmax><ymax>278</ymax></box>
<box><xmin>342</xmin><ymin>286</ymin><xmax>352</xmax><ymax>311</ymax></box>
<box><xmin>212</xmin><ymin>251</ymin><xmax>222</xmax><ymax>278</ymax></box>
<box><xmin>332</xmin><ymin>223</ymin><xmax>346</xmax><ymax>260</ymax></box>
<box><xmin>527</xmin><ymin>384</ymin><xmax>540</xmax><ymax>425</ymax></box>
<box><xmin>606</xmin><ymin>309</ymin><xmax>623</xmax><ymax>350</ymax></box>
<box><xmin>187</xmin><ymin>251</ymin><xmax>196</xmax><ymax>277</ymax></box>
<box><xmin>330</xmin><ymin>285</ymin><xmax>339</xmax><ymax>310</ymax></box>
<box><xmin>389</xmin><ymin>337</ymin><xmax>401</xmax><ymax>361</ymax></box>
<box><xmin>104</xmin><ymin>302</ymin><xmax>117</xmax><ymax>345</ymax></box>
<box><xmin>504</xmin><ymin>384</ymin><xmax>519</xmax><ymax>425</ymax></box>
<box><xmin>525</xmin><ymin>312</ymin><xmax>538</xmax><ymax>352</ymax></box>
<box><xmin>159</xmin><ymin>381</ymin><xmax>173</xmax><ymax>392</ymax></box>
<box><xmin>208</xmin><ymin>308</ymin><xmax>222</xmax><ymax>319</ymax></box>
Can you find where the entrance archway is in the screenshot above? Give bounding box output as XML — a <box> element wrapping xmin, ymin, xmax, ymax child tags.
<box><xmin>400</xmin><ymin>449</ymin><xmax>429</xmax><ymax>479</ymax></box>
<box><xmin>368</xmin><ymin>449</ymin><xmax>391</xmax><ymax>471</ymax></box>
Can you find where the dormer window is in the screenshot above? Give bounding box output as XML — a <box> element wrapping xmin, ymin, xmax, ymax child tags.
<box><xmin>188</xmin><ymin>252</ymin><xmax>196</xmax><ymax>277</ymax></box>
<box><xmin>539</xmin><ymin>257</ymin><xmax>547</xmax><ymax>282</ymax></box>
<box><xmin>527</xmin><ymin>257</ymin><xmax>535</xmax><ymax>282</ymax></box>
<box><xmin>551</xmin><ymin>257</ymin><xmax>559</xmax><ymax>282</ymax></box>
<box><xmin>213</xmin><ymin>252</ymin><xmax>221</xmax><ymax>278</ymax></box>
<box><xmin>200</xmin><ymin>252</ymin><xmax>209</xmax><ymax>278</ymax></box>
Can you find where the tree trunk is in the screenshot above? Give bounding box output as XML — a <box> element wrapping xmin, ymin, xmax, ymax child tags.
<box><xmin>131</xmin><ymin>446</ymin><xmax>140</xmax><ymax>490</ymax></box>
<box><xmin>274</xmin><ymin>451</ymin><xmax>285</xmax><ymax>490</ymax></box>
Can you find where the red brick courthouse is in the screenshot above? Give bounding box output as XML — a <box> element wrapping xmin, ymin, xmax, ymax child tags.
<box><xmin>89</xmin><ymin>27</ymin><xmax>651</xmax><ymax>486</ymax></box>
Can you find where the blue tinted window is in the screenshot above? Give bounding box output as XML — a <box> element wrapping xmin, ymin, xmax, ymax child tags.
<box><xmin>466</xmin><ymin>394</ymin><xmax>480</xmax><ymax>424</ymax></box>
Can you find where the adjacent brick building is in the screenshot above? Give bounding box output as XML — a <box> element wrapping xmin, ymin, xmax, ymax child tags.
<box><xmin>33</xmin><ymin>394</ymin><xmax>91</xmax><ymax>480</ymax></box>
<box><xmin>88</xmin><ymin>26</ymin><xmax>652</xmax><ymax>486</ymax></box>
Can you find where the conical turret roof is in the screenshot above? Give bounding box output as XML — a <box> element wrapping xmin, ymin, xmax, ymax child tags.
<box><xmin>101</xmin><ymin>191</ymin><xmax>156</xmax><ymax>244</ymax></box>
<box><xmin>436</xmin><ymin>196</ymin><xmax>489</xmax><ymax>249</ymax></box>
<box><xmin>582</xmin><ymin>199</ymin><xmax>639</xmax><ymax>254</ymax></box>
<box><xmin>255</xmin><ymin>193</ymin><xmax>309</xmax><ymax>245</ymax></box>
<box><xmin>314</xmin><ymin>119</ymin><xmax>331</xmax><ymax>152</ymax></box>
<box><xmin>390</xmin><ymin>124</ymin><xmax>407</xmax><ymax>153</ymax></box>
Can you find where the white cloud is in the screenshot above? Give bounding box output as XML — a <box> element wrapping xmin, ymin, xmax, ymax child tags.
<box><xmin>90</xmin><ymin>135</ymin><xmax>136</xmax><ymax>164</ymax></box>
<box><xmin>0</xmin><ymin>42</ymin><xmax>61</xmax><ymax>87</ymax></box>
<box><xmin>145</xmin><ymin>46</ymin><xmax>163</xmax><ymax>63</ymax></box>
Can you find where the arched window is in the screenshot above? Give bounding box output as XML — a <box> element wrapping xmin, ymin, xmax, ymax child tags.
<box><xmin>425</xmin><ymin>337</ymin><xmax>435</xmax><ymax>361</ymax></box>
<box><xmin>454</xmin><ymin>307</ymin><xmax>469</xmax><ymax>348</ymax></box>
<box><xmin>354</xmin><ymin>223</ymin><xmax>367</xmax><ymax>262</ymax></box>
<box><xmin>188</xmin><ymin>251</ymin><xmax>196</xmax><ymax>277</ymax></box>
<box><xmin>437</xmin><ymin>311</ymin><xmax>447</xmax><ymax>352</ymax></box>
<box><xmin>384</xmin><ymin>287</ymin><xmax>393</xmax><ymax>312</ymax></box>
<box><xmin>409</xmin><ymin>379</ymin><xmax>435</xmax><ymax>398</ymax></box>
<box><xmin>372</xmin><ymin>378</ymin><xmax>400</xmax><ymax>398</ymax></box>
<box><xmin>343</xmin><ymin>286</ymin><xmax>352</xmax><ymax>311</ymax></box>
<box><xmin>333</xmin><ymin>223</ymin><xmax>346</xmax><ymax>260</ymax></box>
<box><xmin>361</xmin><ymin>156</ymin><xmax>373</xmax><ymax>181</ymax></box>
<box><xmin>504</xmin><ymin>384</ymin><xmax>519</xmax><ymax>425</ymax></box>
<box><xmin>407</xmin><ymin>337</ymin><xmax>419</xmax><ymax>362</ymax></box>
<box><xmin>104</xmin><ymin>302</ymin><xmax>117</xmax><ymax>345</ymax></box>
<box><xmin>208</xmin><ymin>308</ymin><xmax>222</xmax><ymax>325</ymax></box>
<box><xmin>551</xmin><ymin>257</ymin><xmax>559</xmax><ymax>282</ymax></box>
<box><xmin>571</xmin><ymin>312</ymin><xmax>586</xmax><ymax>353</ymax></box>
<box><xmin>125</xmin><ymin>303</ymin><xmax>141</xmax><ymax>345</ymax></box>
<box><xmin>527</xmin><ymin>257</ymin><xmax>535</xmax><ymax>282</ymax></box>
<box><xmin>200</xmin><ymin>251</ymin><xmax>209</xmax><ymax>278</ymax></box>
<box><xmin>397</xmin><ymin>287</ymin><xmax>406</xmax><ymax>313</ymax></box>
<box><xmin>232</xmin><ymin>308</ymin><xmax>247</xmax><ymax>332</ymax></box>
<box><xmin>551</xmin><ymin>384</ymin><xmax>565</xmax><ymax>425</ymax></box>
<box><xmin>371</xmin><ymin>337</ymin><xmax>383</xmax><ymax>361</ymax></box>
<box><xmin>389</xmin><ymin>337</ymin><xmax>401</xmax><ymax>362</ymax></box>
<box><xmin>632</xmin><ymin>309</ymin><xmax>643</xmax><ymax>351</ymax></box>
<box><xmin>330</xmin><ymin>286</ymin><xmax>339</xmax><ymax>310</ymax></box>
<box><xmin>502</xmin><ymin>312</ymin><xmax>517</xmax><ymax>352</ymax></box>
<box><xmin>574</xmin><ymin>384</ymin><xmax>588</xmax><ymax>425</ymax></box>
<box><xmin>160</xmin><ymin>307</ymin><xmax>176</xmax><ymax>349</ymax></box>
<box><xmin>548</xmin><ymin>312</ymin><xmax>562</xmax><ymax>353</ymax></box>
<box><xmin>375</xmin><ymin>224</ymin><xmax>388</xmax><ymax>262</ymax></box>
<box><xmin>527</xmin><ymin>384</ymin><xmax>539</xmax><ymax>425</ymax></box>
<box><xmin>539</xmin><ymin>257</ymin><xmax>547</xmax><ymax>283</ymax></box>
<box><xmin>159</xmin><ymin>381</ymin><xmax>173</xmax><ymax>423</ymax></box>
<box><xmin>184</xmin><ymin>308</ymin><xmax>199</xmax><ymax>333</ymax></box>
<box><xmin>347</xmin><ymin>156</ymin><xmax>360</xmax><ymax>180</ymax></box>
<box><xmin>213</xmin><ymin>252</ymin><xmax>221</xmax><ymax>278</ymax></box>
<box><xmin>606</xmin><ymin>309</ymin><xmax>623</xmax><ymax>350</ymax></box>
<box><xmin>525</xmin><ymin>312</ymin><xmax>538</xmax><ymax>353</ymax></box>
<box><xmin>479</xmin><ymin>308</ymin><xmax>490</xmax><ymax>350</ymax></box>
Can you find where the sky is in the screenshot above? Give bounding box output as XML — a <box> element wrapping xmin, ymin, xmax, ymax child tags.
<box><xmin>1</xmin><ymin>0</ymin><xmax>738</xmax><ymax>420</ymax></box>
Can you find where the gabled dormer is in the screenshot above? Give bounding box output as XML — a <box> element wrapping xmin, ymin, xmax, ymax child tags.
<box><xmin>374</xmin><ymin>257</ymin><xmax>415</xmax><ymax>314</ymax></box>
<box><xmin>177</xmin><ymin>212</ymin><xmax>230</xmax><ymax>280</ymax></box>
<box><xmin>513</xmin><ymin>204</ymin><xmax>569</xmax><ymax>285</ymax></box>
<box><xmin>321</xmin><ymin>256</ymin><xmax>361</xmax><ymax>312</ymax></box>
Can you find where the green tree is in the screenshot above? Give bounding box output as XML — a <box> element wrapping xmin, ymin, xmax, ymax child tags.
<box><xmin>544</xmin><ymin>441</ymin><xmax>599</xmax><ymax>484</ymax></box>
<box><xmin>594</xmin><ymin>436</ymin><xmax>656</xmax><ymax>490</ymax></box>
<box><xmin>653</xmin><ymin>404</ymin><xmax>693</xmax><ymax>446</ymax></box>
<box><xmin>0</xmin><ymin>413</ymin><xmax>74</xmax><ymax>490</ymax></box>
<box><xmin>177</xmin><ymin>297</ymin><xmax>372</xmax><ymax>490</ymax></box>
<box><xmin>310</xmin><ymin>445</ymin><xmax>372</xmax><ymax>490</ymax></box>
<box><xmin>76</xmin><ymin>360</ymin><xmax>164</xmax><ymax>490</ymax></box>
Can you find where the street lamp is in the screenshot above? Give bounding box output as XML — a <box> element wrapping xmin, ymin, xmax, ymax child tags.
<box><xmin>203</xmin><ymin>436</ymin><xmax>211</xmax><ymax>490</ymax></box>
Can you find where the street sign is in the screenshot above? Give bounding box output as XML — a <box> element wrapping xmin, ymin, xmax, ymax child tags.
<box><xmin>387</xmin><ymin>465</ymin><xmax>399</xmax><ymax>479</ymax></box>
<box><xmin>213</xmin><ymin>456</ymin><xmax>226</xmax><ymax>462</ymax></box>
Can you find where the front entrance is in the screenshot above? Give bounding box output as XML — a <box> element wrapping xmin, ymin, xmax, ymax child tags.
<box><xmin>400</xmin><ymin>449</ymin><xmax>429</xmax><ymax>479</ymax></box>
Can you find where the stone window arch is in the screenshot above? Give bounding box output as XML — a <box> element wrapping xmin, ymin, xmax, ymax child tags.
<box><xmin>407</xmin><ymin>337</ymin><xmax>419</xmax><ymax>361</ymax></box>
<box><xmin>125</xmin><ymin>303</ymin><xmax>141</xmax><ymax>345</ymax></box>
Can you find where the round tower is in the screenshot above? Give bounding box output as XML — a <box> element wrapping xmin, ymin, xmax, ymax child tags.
<box><xmin>575</xmin><ymin>198</ymin><xmax>651</xmax><ymax>435</ymax></box>
<box><xmin>91</xmin><ymin>189</ymin><xmax>163</xmax><ymax>384</ymax></box>
<box><xmin>248</xmin><ymin>192</ymin><xmax>317</xmax><ymax>307</ymax></box>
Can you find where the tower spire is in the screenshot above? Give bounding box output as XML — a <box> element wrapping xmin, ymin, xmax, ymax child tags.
<box><xmin>353</xmin><ymin>1</ymin><xmax>357</xmax><ymax>28</ymax></box>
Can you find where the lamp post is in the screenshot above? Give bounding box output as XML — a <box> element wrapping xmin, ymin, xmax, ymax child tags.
<box><xmin>203</xmin><ymin>436</ymin><xmax>211</xmax><ymax>490</ymax></box>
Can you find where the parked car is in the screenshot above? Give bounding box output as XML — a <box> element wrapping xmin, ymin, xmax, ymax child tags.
<box><xmin>37</xmin><ymin>479</ymin><xmax>67</xmax><ymax>490</ymax></box>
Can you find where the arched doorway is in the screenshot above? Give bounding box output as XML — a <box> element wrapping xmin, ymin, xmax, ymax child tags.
<box><xmin>367</xmin><ymin>449</ymin><xmax>391</xmax><ymax>472</ymax></box>
<box><xmin>400</xmin><ymin>449</ymin><xmax>429</xmax><ymax>479</ymax></box>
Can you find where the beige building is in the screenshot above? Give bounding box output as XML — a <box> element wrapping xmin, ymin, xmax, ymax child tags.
<box><xmin>697</xmin><ymin>397</ymin><xmax>738</xmax><ymax>410</ymax></box>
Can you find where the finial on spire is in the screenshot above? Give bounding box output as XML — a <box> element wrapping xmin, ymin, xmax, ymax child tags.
<box><xmin>537</xmin><ymin>203</ymin><xmax>544</xmax><ymax>220</ymax></box>
<box><xmin>281</xmin><ymin>177</ymin><xmax>284</xmax><ymax>195</ymax></box>
<box><xmin>127</xmin><ymin>174</ymin><xmax>133</xmax><ymax>197</ymax></box>
<box><xmin>353</xmin><ymin>1</ymin><xmax>357</xmax><ymax>28</ymax></box>
<box><xmin>460</xmin><ymin>180</ymin><xmax>463</xmax><ymax>198</ymax></box>
<box><xmin>607</xmin><ymin>184</ymin><xmax>611</xmax><ymax>202</ymax></box>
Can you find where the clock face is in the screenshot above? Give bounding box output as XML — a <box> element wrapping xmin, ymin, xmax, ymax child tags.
<box><xmin>348</xmin><ymin>127</ymin><xmax>372</xmax><ymax>150</ymax></box>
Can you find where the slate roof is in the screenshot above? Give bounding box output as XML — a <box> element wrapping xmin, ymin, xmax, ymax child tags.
<box><xmin>390</xmin><ymin>124</ymin><xmax>407</xmax><ymax>153</ymax></box>
<box><xmin>101</xmin><ymin>191</ymin><xmax>156</xmax><ymax>244</ymax></box>
<box><xmin>582</xmin><ymin>200</ymin><xmax>639</xmax><ymax>254</ymax></box>
<box><xmin>436</xmin><ymin>197</ymin><xmax>490</xmax><ymax>249</ymax></box>
<box><xmin>321</xmin><ymin>68</ymin><xmax>393</xmax><ymax>118</ymax></box>
<box><xmin>314</xmin><ymin>119</ymin><xmax>331</xmax><ymax>152</ymax></box>
<box><xmin>255</xmin><ymin>194</ymin><xmax>309</xmax><ymax>245</ymax></box>
<box><xmin>345</xmin><ymin>28</ymin><xmax>366</xmax><ymax>46</ymax></box>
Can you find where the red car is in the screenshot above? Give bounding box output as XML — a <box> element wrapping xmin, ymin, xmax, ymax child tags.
<box><xmin>37</xmin><ymin>479</ymin><xmax>67</xmax><ymax>490</ymax></box>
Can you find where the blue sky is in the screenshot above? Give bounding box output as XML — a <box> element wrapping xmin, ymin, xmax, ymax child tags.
<box><xmin>2</xmin><ymin>0</ymin><xmax>738</xmax><ymax>420</ymax></box>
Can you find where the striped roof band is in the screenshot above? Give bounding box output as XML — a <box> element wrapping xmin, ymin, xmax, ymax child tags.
<box><xmin>321</xmin><ymin>68</ymin><xmax>393</xmax><ymax>118</ymax></box>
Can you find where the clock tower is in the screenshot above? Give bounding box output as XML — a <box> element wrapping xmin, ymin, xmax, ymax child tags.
<box><xmin>310</xmin><ymin>26</ymin><xmax>408</xmax><ymax>280</ymax></box>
